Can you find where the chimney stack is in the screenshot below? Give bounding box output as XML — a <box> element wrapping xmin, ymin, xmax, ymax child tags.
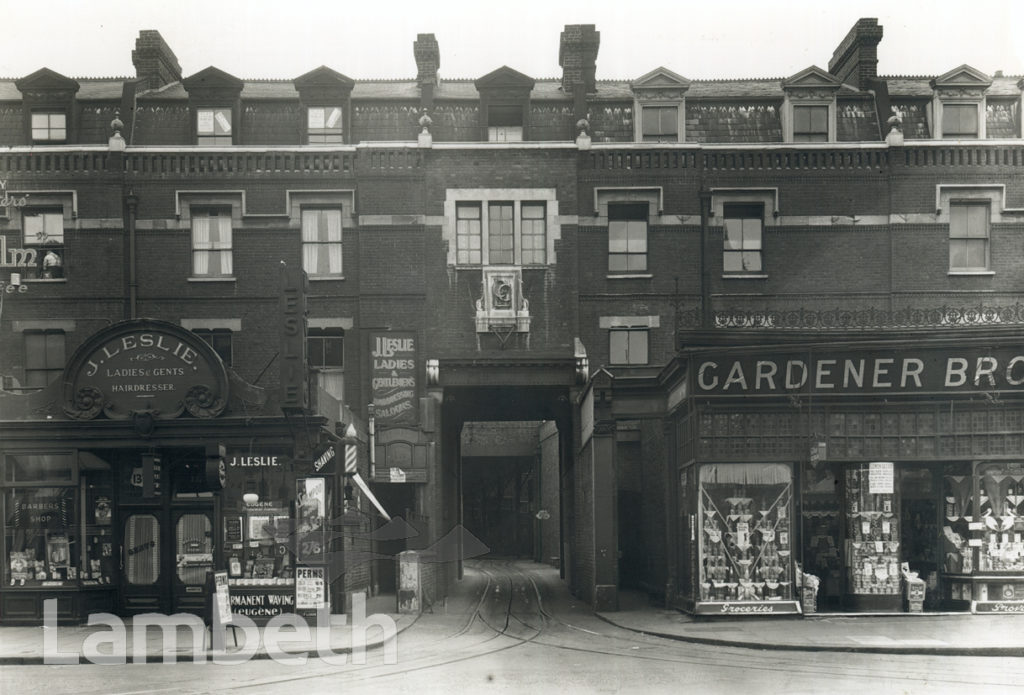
<box><xmin>828</xmin><ymin>18</ymin><xmax>883</xmax><ymax>90</ymax></box>
<box><xmin>559</xmin><ymin>24</ymin><xmax>600</xmax><ymax>93</ymax></box>
<box><xmin>559</xmin><ymin>24</ymin><xmax>600</xmax><ymax>126</ymax></box>
<box><xmin>131</xmin><ymin>30</ymin><xmax>182</xmax><ymax>90</ymax></box>
<box><xmin>414</xmin><ymin>33</ymin><xmax>440</xmax><ymax>111</ymax></box>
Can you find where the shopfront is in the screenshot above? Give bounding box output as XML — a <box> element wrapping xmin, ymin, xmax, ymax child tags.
<box><xmin>0</xmin><ymin>319</ymin><xmax>337</xmax><ymax>624</ymax></box>
<box><xmin>674</xmin><ymin>335</ymin><xmax>1024</xmax><ymax>615</ymax></box>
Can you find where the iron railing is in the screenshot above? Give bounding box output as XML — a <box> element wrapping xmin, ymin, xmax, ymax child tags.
<box><xmin>677</xmin><ymin>303</ymin><xmax>1024</xmax><ymax>331</ymax></box>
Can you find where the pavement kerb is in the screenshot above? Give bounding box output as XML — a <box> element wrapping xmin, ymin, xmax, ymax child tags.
<box><xmin>592</xmin><ymin>612</ymin><xmax>1024</xmax><ymax>657</ymax></box>
<box><xmin>0</xmin><ymin>611</ymin><xmax>421</xmax><ymax>666</ymax></box>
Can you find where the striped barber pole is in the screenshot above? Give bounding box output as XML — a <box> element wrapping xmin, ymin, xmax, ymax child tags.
<box><xmin>345</xmin><ymin>442</ymin><xmax>358</xmax><ymax>474</ymax></box>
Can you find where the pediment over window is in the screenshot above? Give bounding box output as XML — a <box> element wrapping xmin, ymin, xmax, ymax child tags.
<box><xmin>182</xmin><ymin>66</ymin><xmax>244</xmax><ymax>100</ymax></box>
<box><xmin>626</xmin><ymin>67</ymin><xmax>692</xmax><ymax>93</ymax></box>
<box><xmin>932</xmin><ymin>64</ymin><xmax>992</xmax><ymax>89</ymax></box>
<box><xmin>474</xmin><ymin>66</ymin><xmax>536</xmax><ymax>93</ymax></box>
<box><xmin>782</xmin><ymin>66</ymin><xmax>841</xmax><ymax>97</ymax></box>
<box><xmin>294</xmin><ymin>65</ymin><xmax>355</xmax><ymax>100</ymax></box>
<box><xmin>15</xmin><ymin>68</ymin><xmax>80</xmax><ymax>94</ymax></box>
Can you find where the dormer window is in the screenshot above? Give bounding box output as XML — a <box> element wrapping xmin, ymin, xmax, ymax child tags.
<box><xmin>31</xmin><ymin>111</ymin><xmax>67</xmax><ymax>143</ymax></box>
<box><xmin>307</xmin><ymin>107</ymin><xmax>343</xmax><ymax>143</ymax></box>
<box><xmin>782</xmin><ymin>66</ymin><xmax>840</xmax><ymax>144</ymax></box>
<box><xmin>15</xmin><ymin>68</ymin><xmax>79</xmax><ymax>146</ymax></box>
<box><xmin>474</xmin><ymin>66</ymin><xmax>535</xmax><ymax>142</ymax></box>
<box><xmin>931</xmin><ymin>65</ymin><xmax>991</xmax><ymax>140</ymax></box>
<box><xmin>631</xmin><ymin>67</ymin><xmax>690</xmax><ymax>144</ymax></box>
<box><xmin>293</xmin><ymin>67</ymin><xmax>355</xmax><ymax>146</ymax></box>
<box><xmin>197</xmin><ymin>108</ymin><xmax>232</xmax><ymax>146</ymax></box>
<box><xmin>182</xmin><ymin>66</ymin><xmax>244</xmax><ymax>147</ymax></box>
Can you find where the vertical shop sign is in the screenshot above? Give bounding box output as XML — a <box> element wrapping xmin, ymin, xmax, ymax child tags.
<box><xmin>371</xmin><ymin>332</ymin><xmax>417</xmax><ymax>426</ymax></box>
<box><xmin>868</xmin><ymin>461</ymin><xmax>894</xmax><ymax>494</ymax></box>
<box><xmin>296</xmin><ymin>477</ymin><xmax>326</xmax><ymax>564</ymax></box>
<box><xmin>279</xmin><ymin>264</ymin><xmax>308</xmax><ymax>409</ymax></box>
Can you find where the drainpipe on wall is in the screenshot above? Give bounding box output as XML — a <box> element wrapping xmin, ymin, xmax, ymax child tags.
<box><xmin>126</xmin><ymin>191</ymin><xmax>138</xmax><ymax>320</ymax></box>
<box><xmin>698</xmin><ymin>187</ymin><xmax>712</xmax><ymax>328</ymax></box>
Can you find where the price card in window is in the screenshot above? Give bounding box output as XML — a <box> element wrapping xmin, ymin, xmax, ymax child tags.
<box><xmin>197</xmin><ymin>110</ymin><xmax>215</xmax><ymax>134</ymax></box>
<box><xmin>882</xmin><ymin>520</ymin><xmax>891</xmax><ymax>535</ymax></box>
<box><xmin>868</xmin><ymin>462</ymin><xmax>894</xmax><ymax>494</ymax></box>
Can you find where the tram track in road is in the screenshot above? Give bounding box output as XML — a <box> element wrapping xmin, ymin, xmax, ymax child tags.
<box><xmin>88</xmin><ymin>560</ymin><xmax>1024</xmax><ymax>695</ymax></box>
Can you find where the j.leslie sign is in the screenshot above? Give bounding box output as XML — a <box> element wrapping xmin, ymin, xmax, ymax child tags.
<box><xmin>63</xmin><ymin>319</ymin><xmax>229</xmax><ymax>420</ymax></box>
<box><xmin>371</xmin><ymin>332</ymin><xmax>417</xmax><ymax>426</ymax></box>
<box><xmin>695</xmin><ymin>346</ymin><xmax>1024</xmax><ymax>396</ymax></box>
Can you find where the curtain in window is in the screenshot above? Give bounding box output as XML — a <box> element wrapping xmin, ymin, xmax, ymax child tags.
<box><xmin>303</xmin><ymin>210</ymin><xmax>342</xmax><ymax>275</ymax></box>
<box><xmin>126</xmin><ymin>514</ymin><xmax>160</xmax><ymax>585</ymax></box>
<box><xmin>212</xmin><ymin>214</ymin><xmax>232</xmax><ymax>276</ymax></box>
<box><xmin>192</xmin><ymin>214</ymin><xmax>232</xmax><ymax>276</ymax></box>
<box><xmin>192</xmin><ymin>215</ymin><xmax>210</xmax><ymax>275</ymax></box>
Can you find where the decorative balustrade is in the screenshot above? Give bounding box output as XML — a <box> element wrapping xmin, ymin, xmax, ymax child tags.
<box><xmin>898</xmin><ymin>144</ymin><xmax>1024</xmax><ymax>168</ymax></box>
<box><xmin>122</xmin><ymin>149</ymin><xmax>359</xmax><ymax>176</ymax></box>
<box><xmin>1</xmin><ymin>142</ymin><xmax>1022</xmax><ymax>177</ymax></box>
<box><xmin>677</xmin><ymin>303</ymin><xmax>1024</xmax><ymax>331</ymax></box>
<box><xmin>0</xmin><ymin>150</ymin><xmax>109</xmax><ymax>175</ymax></box>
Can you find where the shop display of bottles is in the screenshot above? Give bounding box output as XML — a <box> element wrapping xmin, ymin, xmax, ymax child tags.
<box><xmin>700</xmin><ymin>489</ymin><xmax>793</xmax><ymax>602</ymax></box>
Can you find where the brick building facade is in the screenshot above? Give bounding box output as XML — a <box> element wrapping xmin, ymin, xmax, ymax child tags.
<box><xmin>1</xmin><ymin>18</ymin><xmax>1023</xmax><ymax>623</ymax></box>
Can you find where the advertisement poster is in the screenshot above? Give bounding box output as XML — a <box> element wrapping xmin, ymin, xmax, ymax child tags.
<box><xmin>371</xmin><ymin>332</ymin><xmax>417</xmax><ymax>426</ymax></box>
<box><xmin>868</xmin><ymin>461</ymin><xmax>894</xmax><ymax>495</ymax></box>
<box><xmin>213</xmin><ymin>570</ymin><xmax>232</xmax><ymax>626</ymax></box>
<box><xmin>296</xmin><ymin>477</ymin><xmax>326</xmax><ymax>564</ymax></box>
<box><xmin>295</xmin><ymin>566</ymin><xmax>326</xmax><ymax>610</ymax></box>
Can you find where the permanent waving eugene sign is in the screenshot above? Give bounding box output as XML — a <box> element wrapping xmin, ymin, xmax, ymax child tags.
<box><xmin>62</xmin><ymin>319</ymin><xmax>229</xmax><ymax>420</ymax></box>
<box><xmin>695</xmin><ymin>346</ymin><xmax>1024</xmax><ymax>396</ymax></box>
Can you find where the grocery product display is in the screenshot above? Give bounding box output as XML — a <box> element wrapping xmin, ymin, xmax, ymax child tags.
<box><xmin>699</xmin><ymin>463</ymin><xmax>794</xmax><ymax>603</ymax></box>
<box><xmin>844</xmin><ymin>464</ymin><xmax>901</xmax><ymax>608</ymax></box>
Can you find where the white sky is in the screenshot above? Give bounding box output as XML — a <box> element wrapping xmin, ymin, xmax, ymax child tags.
<box><xmin>4</xmin><ymin>0</ymin><xmax>1023</xmax><ymax>82</ymax></box>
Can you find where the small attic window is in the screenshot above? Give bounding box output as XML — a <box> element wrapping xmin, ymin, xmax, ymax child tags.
<box><xmin>31</xmin><ymin>111</ymin><xmax>67</xmax><ymax>143</ymax></box>
<box><xmin>197</xmin><ymin>107</ymin><xmax>232</xmax><ymax>146</ymax></box>
<box><xmin>792</xmin><ymin>105</ymin><xmax>829</xmax><ymax>142</ymax></box>
<box><xmin>641</xmin><ymin>106</ymin><xmax>679</xmax><ymax>142</ymax></box>
<box><xmin>487</xmin><ymin>105</ymin><xmax>523</xmax><ymax>142</ymax></box>
<box><xmin>941</xmin><ymin>104</ymin><xmax>979</xmax><ymax>138</ymax></box>
<box><xmin>308</xmin><ymin>106</ymin><xmax>343</xmax><ymax>144</ymax></box>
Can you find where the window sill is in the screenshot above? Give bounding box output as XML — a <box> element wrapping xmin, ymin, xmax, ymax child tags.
<box><xmin>607</xmin><ymin>274</ymin><xmax>653</xmax><ymax>280</ymax></box>
<box><xmin>948</xmin><ymin>270</ymin><xmax>994</xmax><ymax>276</ymax></box>
<box><xmin>308</xmin><ymin>275</ymin><xmax>345</xmax><ymax>281</ymax></box>
<box><xmin>21</xmin><ymin>278</ymin><xmax>67</xmax><ymax>283</ymax></box>
<box><xmin>723</xmin><ymin>274</ymin><xmax>769</xmax><ymax>280</ymax></box>
<box><xmin>188</xmin><ymin>276</ymin><xmax>236</xmax><ymax>282</ymax></box>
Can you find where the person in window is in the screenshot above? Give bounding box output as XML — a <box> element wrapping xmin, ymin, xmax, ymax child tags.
<box><xmin>41</xmin><ymin>249</ymin><xmax>63</xmax><ymax>279</ymax></box>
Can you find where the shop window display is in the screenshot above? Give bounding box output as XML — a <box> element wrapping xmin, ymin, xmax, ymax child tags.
<box><xmin>82</xmin><ymin>474</ymin><xmax>114</xmax><ymax>585</ymax></box>
<box><xmin>221</xmin><ymin>461</ymin><xmax>299</xmax><ymax>587</ymax></box>
<box><xmin>844</xmin><ymin>463</ymin><xmax>901</xmax><ymax>607</ymax></box>
<box><xmin>4</xmin><ymin>487</ymin><xmax>77</xmax><ymax>585</ymax></box>
<box><xmin>699</xmin><ymin>463</ymin><xmax>793</xmax><ymax>603</ymax></box>
<box><xmin>977</xmin><ymin>462</ymin><xmax>1024</xmax><ymax>573</ymax></box>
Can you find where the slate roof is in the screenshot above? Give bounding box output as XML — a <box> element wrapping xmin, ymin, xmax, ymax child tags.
<box><xmin>0</xmin><ymin>73</ymin><xmax>1019</xmax><ymax>104</ymax></box>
